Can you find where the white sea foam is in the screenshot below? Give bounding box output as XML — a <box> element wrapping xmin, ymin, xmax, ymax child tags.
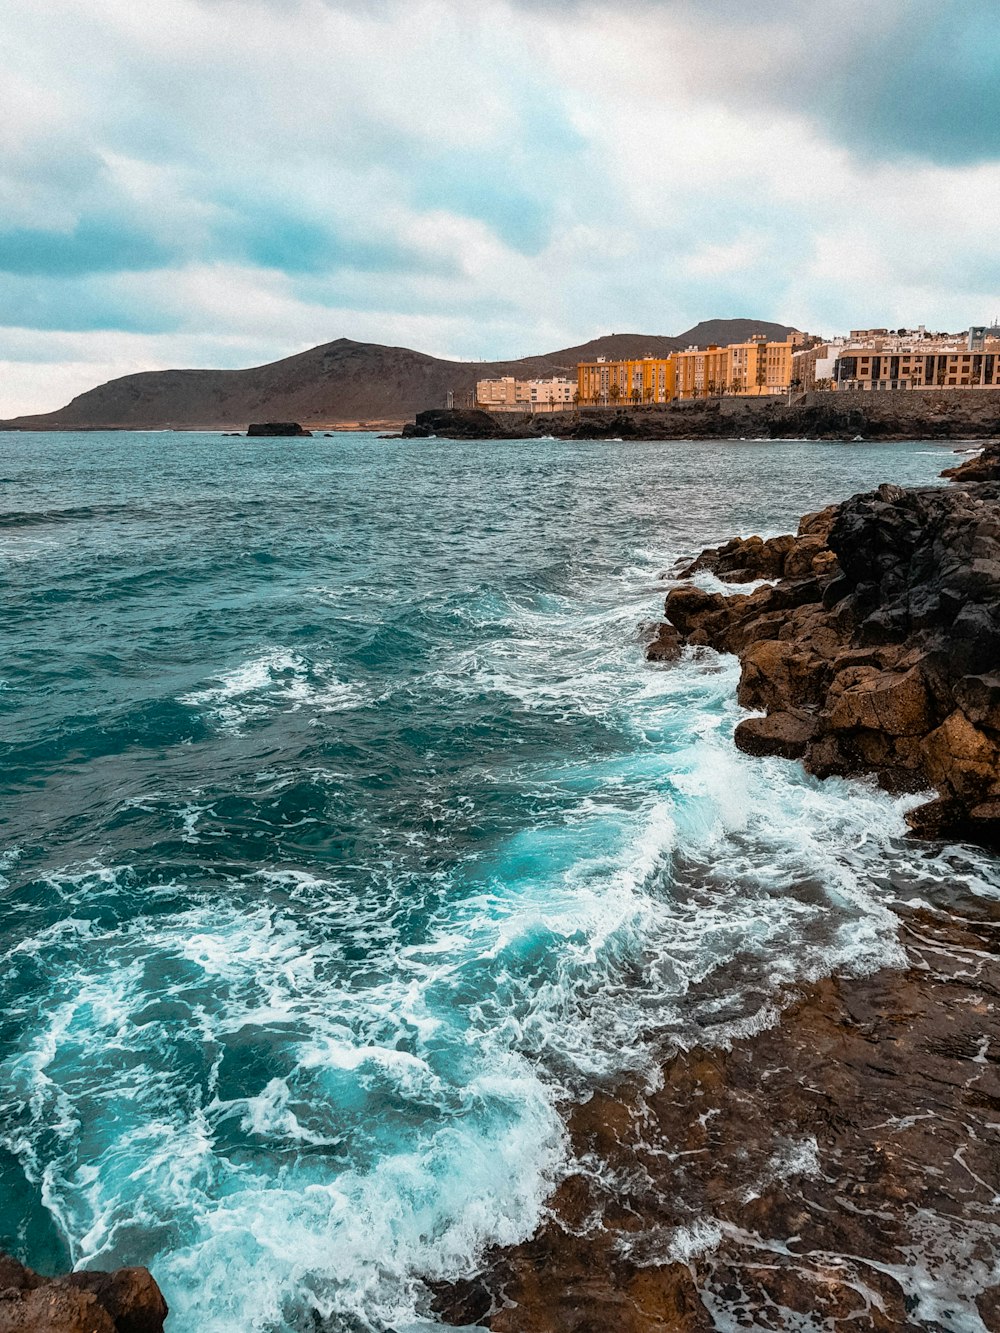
<box><xmin>1</xmin><ymin>532</ymin><xmax>987</xmax><ymax>1333</ymax></box>
<box><xmin>180</xmin><ymin>648</ymin><xmax>366</xmax><ymax>731</ymax></box>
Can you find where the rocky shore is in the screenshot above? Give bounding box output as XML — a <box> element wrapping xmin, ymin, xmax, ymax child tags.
<box><xmin>9</xmin><ymin>442</ymin><xmax>1000</xmax><ymax>1333</ymax></box>
<box><xmin>431</xmin><ymin>442</ymin><xmax>1000</xmax><ymax>1333</ymax></box>
<box><xmin>403</xmin><ymin>390</ymin><xmax>1000</xmax><ymax>442</ymax></box>
<box><xmin>646</xmin><ymin>441</ymin><xmax>1000</xmax><ymax>844</ymax></box>
<box><xmin>435</xmin><ymin>889</ymin><xmax>1000</xmax><ymax>1331</ymax></box>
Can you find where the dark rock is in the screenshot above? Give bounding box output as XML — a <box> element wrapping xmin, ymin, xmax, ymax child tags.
<box><xmin>66</xmin><ymin>1271</ymin><xmax>168</xmax><ymax>1333</ymax></box>
<box><xmin>735</xmin><ymin>710</ymin><xmax>817</xmax><ymax>759</ymax></box>
<box><xmin>401</xmin><ymin>409</ymin><xmax>511</xmax><ymax>439</ymax></box>
<box><xmin>645</xmin><ymin>624</ymin><xmax>683</xmax><ymax>662</ymax></box>
<box><xmin>941</xmin><ymin>442</ymin><xmax>1000</xmax><ymax>482</ymax></box>
<box><xmin>646</xmin><ymin>467</ymin><xmax>1000</xmax><ymax>843</ymax></box>
<box><xmin>246</xmin><ymin>421</ymin><xmax>312</xmax><ymax>436</ymax></box>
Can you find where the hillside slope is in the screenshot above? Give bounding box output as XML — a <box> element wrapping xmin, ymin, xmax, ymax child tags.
<box><xmin>1</xmin><ymin>320</ymin><xmax>799</xmax><ymax>430</ymax></box>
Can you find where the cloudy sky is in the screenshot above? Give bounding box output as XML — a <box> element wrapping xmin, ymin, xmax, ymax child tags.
<box><xmin>2</xmin><ymin>0</ymin><xmax>999</xmax><ymax>416</ymax></box>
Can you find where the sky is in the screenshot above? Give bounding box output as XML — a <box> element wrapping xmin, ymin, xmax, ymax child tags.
<box><xmin>2</xmin><ymin>0</ymin><xmax>999</xmax><ymax>416</ymax></box>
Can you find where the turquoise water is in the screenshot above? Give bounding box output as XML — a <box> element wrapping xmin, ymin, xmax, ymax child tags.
<box><xmin>0</xmin><ymin>432</ymin><xmax>989</xmax><ymax>1330</ymax></box>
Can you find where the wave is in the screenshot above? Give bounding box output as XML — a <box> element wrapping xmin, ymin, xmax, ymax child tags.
<box><xmin>180</xmin><ymin>649</ymin><xmax>368</xmax><ymax>733</ymax></box>
<box><xmin>0</xmin><ymin>503</ymin><xmax>142</xmax><ymax>530</ymax></box>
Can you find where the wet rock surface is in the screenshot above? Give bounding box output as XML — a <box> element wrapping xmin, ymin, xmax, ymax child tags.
<box><xmin>650</xmin><ymin>475</ymin><xmax>1000</xmax><ymax>845</ymax></box>
<box><xmin>435</xmin><ymin>890</ymin><xmax>1000</xmax><ymax>1331</ymax></box>
<box><xmin>432</xmin><ymin>451</ymin><xmax>1000</xmax><ymax>1333</ymax></box>
<box><xmin>0</xmin><ymin>1259</ymin><xmax>167</xmax><ymax>1333</ymax></box>
<box><xmin>942</xmin><ymin>442</ymin><xmax>1000</xmax><ymax>484</ymax></box>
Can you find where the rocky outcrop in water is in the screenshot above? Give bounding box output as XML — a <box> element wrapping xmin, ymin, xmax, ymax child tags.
<box><xmin>941</xmin><ymin>440</ymin><xmax>1000</xmax><ymax>483</ymax></box>
<box><xmin>246</xmin><ymin>421</ymin><xmax>312</xmax><ymax>437</ymax></box>
<box><xmin>0</xmin><ymin>1257</ymin><xmax>167</xmax><ymax>1333</ymax></box>
<box><xmin>648</xmin><ymin>464</ymin><xmax>1000</xmax><ymax>844</ymax></box>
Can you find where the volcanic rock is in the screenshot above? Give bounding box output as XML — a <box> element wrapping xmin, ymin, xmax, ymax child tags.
<box><xmin>0</xmin><ymin>1260</ymin><xmax>167</xmax><ymax>1333</ymax></box>
<box><xmin>648</xmin><ymin>473</ymin><xmax>1000</xmax><ymax>843</ymax></box>
<box><xmin>246</xmin><ymin>421</ymin><xmax>312</xmax><ymax>436</ymax></box>
<box><xmin>435</xmin><ymin>895</ymin><xmax>1000</xmax><ymax>1331</ymax></box>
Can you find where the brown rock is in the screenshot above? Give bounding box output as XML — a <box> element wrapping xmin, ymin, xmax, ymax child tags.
<box><xmin>0</xmin><ymin>1262</ymin><xmax>166</xmax><ymax>1333</ymax></box>
<box><xmin>736</xmin><ymin>639</ymin><xmax>827</xmax><ymax>712</ymax></box>
<box><xmin>953</xmin><ymin>672</ymin><xmax>1000</xmax><ymax>732</ymax></box>
<box><xmin>0</xmin><ymin>1260</ymin><xmax>39</xmax><ymax>1295</ymax></box>
<box><xmin>796</xmin><ymin>502</ymin><xmax>840</xmax><ymax>539</ymax></box>
<box><xmin>438</xmin><ymin>898</ymin><xmax>1000</xmax><ymax>1332</ymax></box>
<box><xmin>735</xmin><ymin>711</ymin><xmax>817</xmax><ymax>759</ymax></box>
<box><xmin>782</xmin><ymin>534</ymin><xmax>827</xmax><ymax>578</ymax></box>
<box><xmin>0</xmin><ymin>1287</ymin><xmax>116</xmax><ymax>1333</ymax></box>
<box><xmin>645</xmin><ymin>624</ymin><xmax>682</xmax><ymax>662</ymax></box>
<box><xmin>66</xmin><ymin>1271</ymin><xmax>168</xmax><ymax>1333</ymax></box>
<box><xmin>826</xmin><ymin>665</ymin><xmax>933</xmax><ymax>736</ymax></box>
<box><xmin>922</xmin><ymin>709</ymin><xmax>1000</xmax><ymax>800</ymax></box>
<box><xmin>664</xmin><ymin>584</ymin><xmax>732</xmax><ymax>638</ymax></box>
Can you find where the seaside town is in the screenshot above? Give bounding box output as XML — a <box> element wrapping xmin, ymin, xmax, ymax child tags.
<box><xmin>473</xmin><ymin>323</ymin><xmax>1000</xmax><ymax>414</ymax></box>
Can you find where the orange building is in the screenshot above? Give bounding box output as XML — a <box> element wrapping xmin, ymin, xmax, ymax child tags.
<box><xmin>674</xmin><ymin>335</ymin><xmax>804</xmax><ymax>399</ymax></box>
<box><xmin>577</xmin><ymin>357</ymin><xmax>676</xmax><ymax>406</ymax></box>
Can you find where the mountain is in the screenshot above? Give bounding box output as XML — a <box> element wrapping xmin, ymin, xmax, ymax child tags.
<box><xmin>0</xmin><ymin>320</ymin><xmax>800</xmax><ymax>430</ymax></box>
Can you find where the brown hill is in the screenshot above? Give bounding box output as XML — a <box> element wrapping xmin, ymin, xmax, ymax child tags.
<box><xmin>0</xmin><ymin>320</ymin><xmax>799</xmax><ymax>430</ymax></box>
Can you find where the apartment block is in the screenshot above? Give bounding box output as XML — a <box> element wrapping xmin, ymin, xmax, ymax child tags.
<box><xmin>577</xmin><ymin>357</ymin><xmax>676</xmax><ymax>407</ymax></box>
<box><xmin>833</xmin><ymin>330</ymin><xmax>1000</xmax><ymax>390</ymax></box>
<box><xmin>674</xmin><ymin>335</ymin><xmax>805</xmax><ymax>399</ymax></box>
<box><xmin>476</xmin><ymin>375</ymin><xmax>576</xmax><ymax>412</ymax></box>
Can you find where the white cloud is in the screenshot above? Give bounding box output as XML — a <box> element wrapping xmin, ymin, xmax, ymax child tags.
<box><xmin>0</xmin><ymin>0</ymin><xmax>998</xmax><ymax>416</ymax></box>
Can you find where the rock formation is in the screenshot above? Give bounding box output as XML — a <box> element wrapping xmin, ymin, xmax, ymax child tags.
<box><xmin>406</xmin><ymin>391</ymin><xmax>1000</xmax><ymax>442</ymax></box>
<box><xmin>434</xmin><ymin>893</ymin><xmax>1000</xmax><ymax>1332</ymax></box>
<box><xmin>647</xmin><ymin>453</ymin><xmax>1000</xmax><ymax>844</ymax></box>
<box><xmin>246</xmin><ymin>421</ymin><xmax>312</xmax><ymax>437</ymax></box>
<box><xmin>0</xmin><ymin>1256</ymin><xmax>167</xmax><ymax>1333</ymax></box>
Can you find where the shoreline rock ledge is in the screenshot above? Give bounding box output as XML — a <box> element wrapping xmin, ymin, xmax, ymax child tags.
<box><xmin>0</xmin><ymin>1255</ymin><xmax>168</xmax><ymax>1332</ymax></box>
<box><xmin>649</xmin><ymin>443</ymin><xmax>1000</xmax><ymax>844</ymax></box>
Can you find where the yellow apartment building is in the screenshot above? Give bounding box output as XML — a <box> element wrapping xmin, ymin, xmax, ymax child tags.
<box><xmin>674</xmin><ymin>336</ymin><xmax>803</xmax><ymax>399</ymax></box>
<box><xmin>577</xmin><ymin>357</ymin><xmax>676</xmax><ymax>407</ymax></box>
<box><xmin>674</xmin><ymin>344</ymin><xmax>731</xmax><ymax>399</ymax></box>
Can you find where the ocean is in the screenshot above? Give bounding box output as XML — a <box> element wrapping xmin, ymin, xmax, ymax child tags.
<box><xmin>0</xmin><ymin>431</ymin><xmax>994</xmax><ymax>1331</ymax></box>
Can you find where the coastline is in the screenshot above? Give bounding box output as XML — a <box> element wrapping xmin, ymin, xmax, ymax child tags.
<box><xmin>403</xmin><ymin>389</ymin><xmax>1000</xmax><ymax>443</ymax></box>
<box><xmin>432</xmin><ymin>443</ymin><xmax>1000</xmax><ymax>1331</ymax></box>
<box><xmin>5</xmin><ymin>434</ymin><xmax>999</xmax><ymax>1332</ymax></box>
<box><xmin>434</xmin><ymin>887</ymin><xmax>1000</xmax><ymax>1331</ymax></box>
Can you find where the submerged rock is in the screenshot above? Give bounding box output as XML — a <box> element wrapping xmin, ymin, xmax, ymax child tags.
<box><xmin>648</xmin><ymin>474</ymin><xmax>1000</xmax><ymax>844</ymax></box>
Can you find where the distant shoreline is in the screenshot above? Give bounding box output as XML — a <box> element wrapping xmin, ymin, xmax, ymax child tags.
<box><xmin>403</xmin><ymin>388</ymin><xmax>1000</xmax><ymax>443</ymax></box>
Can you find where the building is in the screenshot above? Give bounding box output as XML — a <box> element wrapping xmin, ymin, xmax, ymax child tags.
<box><xmin>832</xmin><ymin>328</ymin><xmax>1000</xmax><ymax>391</ymax></box>
<box><xmin>577</xmin><ymin>357</ymin><xmax>676</xmax><ymax>406</ymax></box>
<box><xmin>674</xmin><ymin>334</ymin><xmax>806</xmax><ymax>399</ymax></box>
<box><xmin>475</xmin><ymin>375</ymin><xmax>575</xmax><ymax>412</ymax></box>
<box><xmin>792</xmin><ymin>341</ymin><xmax>843</xmax><ymax>392</ymax></box>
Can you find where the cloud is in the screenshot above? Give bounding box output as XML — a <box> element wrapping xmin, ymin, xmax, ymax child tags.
<box><xmin>0</xmin><ymin>0</ymin><xmax>998</xmax><ymax>416</ymax></box>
